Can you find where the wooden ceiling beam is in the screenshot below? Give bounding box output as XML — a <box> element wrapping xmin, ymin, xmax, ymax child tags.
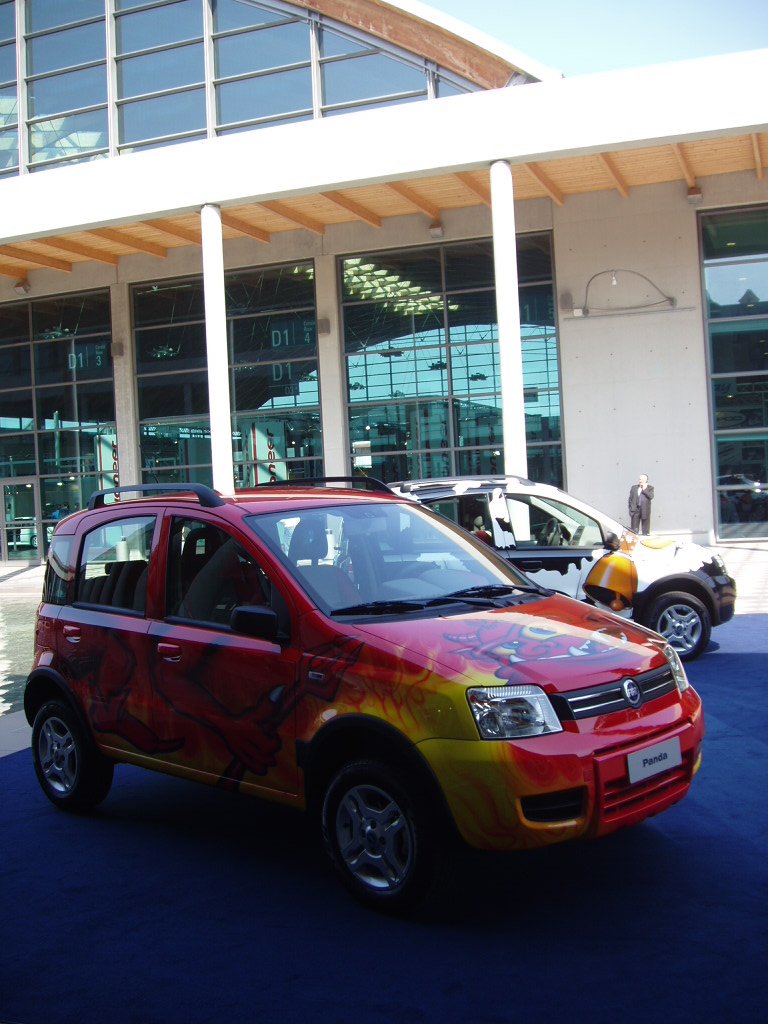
<box><xmin>219</xmin><ymin>212</ymin><xmax>270</xmax><ymax>243</ymax></box>
<box><xmin>144</xmin><ymin>218</ymin><xmax>202</xmax><ymax>245</ymax></box>
<box><xmin>454</xmin><ymin>171</ymin><xmax>491</xmax><ymax>206</ymax></box>
<box><xmin>671</xmin><ymin>143</ymin><xmax>696</xmax><ymax>187</ymax></box>
<box><xmin>0</xmin><ymin>244</ymin><xmax>72</xmax><ymax>272</ymax></box>
<box><xmin>321</xmin><ymin>190</ymin><xmax>381</xmax><ymax>228</ymax></box>
<box><xmin>0</xmin><ymin>260</ymin><xmax>28</xmax><ymax>279</ymax></box>
<box><xmin>37</xmin><ymin>237</ymin><xmax>120</xmax><ymax>266</ymax></box>
<box><xmin>258</xmin><ymin>200</ymin><xmax>325</xmax><ymax>235</ymax></box>
<box><xmin>523</xmin><ymin>162</ymin><xmax>564</xmax><ymax>206</ymax></box>
<box><xmin>597</xmin><ymin>152</ymin><xmax>629</xmax><ymax>199</ymax></box>
<box><xmin>751</xmin><ymin>133</ymin><xmax>764</xmax><ymax>180</ymax></box>
<box><xmin>387</xmin><ymin>181</ymin><xmax>441</xmax><ymax>220</ymax></box>
<box><xmin>88</xmin><ymin>228</ymin><xmax>167</xmax><ymax>259</ymax></box>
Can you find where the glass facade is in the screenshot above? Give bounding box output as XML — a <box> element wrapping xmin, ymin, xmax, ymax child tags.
<box><xmin>703</xmin><ymin>207</ymin><xmax>768</xmax><ymax>538</ymax></box>
<box><xmin>5</xmin><ymin>0</ymin><xmax>479</xmax><ymax>172</ymax></box>
<box><xmin>342</xmin><ymin>237</ymin><xmax>562</xmax><ymax>486</ymax></box>
<box><xmin>133</xmin><ymin>262</ymin><xmax>320</xmax><ymax>487</ymax></box>
<box><xmin>0</xmin><ymin>290</ymin><xmax>116</xmax><ymax>558</ymax></box>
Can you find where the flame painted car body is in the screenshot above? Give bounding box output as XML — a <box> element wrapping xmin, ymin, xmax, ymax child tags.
<box><xmin>25</xmin><ymin>482</ymin><xmax>703</xmax><ymax>910</ymax></box>
<box><xmin>392</xmin><ymin>476</ymin><xmax>736</xmax><ymax>661</ymax></box>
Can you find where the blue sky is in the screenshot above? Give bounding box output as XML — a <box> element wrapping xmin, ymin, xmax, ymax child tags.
<box><xmin>424</xmin><ymin>0</ymin><xmax>768</xmax><ymax>76</ymax></box>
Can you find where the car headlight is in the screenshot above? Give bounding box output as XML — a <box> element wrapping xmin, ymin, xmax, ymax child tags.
<box><xmin>467</xmin><ymin>685</ymin><xmax>563</xmax><ymax>739</ymax></box>
<box><xmin>663</xmin><ymin>644</ymin><xmax>689</xmax><ymax>694</ymax></box>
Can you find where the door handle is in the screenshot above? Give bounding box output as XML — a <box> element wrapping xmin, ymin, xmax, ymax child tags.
<box><xmin>518</xmin><ymin>560</ymin><xmax>543</xmax><ymax>571</ymax></box>
<box><xmin>63</xmin><ymin>625</ymin><xmax>81</xmax><ymax>644</ymax></box>
<box><xmin>157</xmin><ymin>642</ymin><xmax>181</xmax><ymax>663</ymax></box>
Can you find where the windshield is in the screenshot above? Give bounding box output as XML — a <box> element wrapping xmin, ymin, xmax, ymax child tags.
<box><xmin>245</xmin><ymin>500</ymin><xmax>536</xmax><ymax>616</ymax></box>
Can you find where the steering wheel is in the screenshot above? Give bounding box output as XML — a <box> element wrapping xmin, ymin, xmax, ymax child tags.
<box><xmin>540</xmin><ymin>518</ymin><xmax>563</xmax><ymax>546</ymax></box>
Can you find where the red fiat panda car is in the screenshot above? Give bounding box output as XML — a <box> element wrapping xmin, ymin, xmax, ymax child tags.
<box><xmin>25</xmin><ymin>481</ymin><xmax>704</xmax><ymax>910</ymax></box>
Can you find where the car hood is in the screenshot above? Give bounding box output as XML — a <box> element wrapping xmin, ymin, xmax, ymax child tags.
<box><xmin>617</xmin><ymin>529</ymin><xmax>717</xmax><ymax>574</ymax></box>
<box><xmin>351</xmin><ymin>593</ymin><xmax>665</xmax><ymax>694</ymax></box>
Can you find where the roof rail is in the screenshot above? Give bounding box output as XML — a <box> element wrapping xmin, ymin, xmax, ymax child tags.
<box><xmin>88</xmin><ymin>483</ymin><xmax>225</xmax><ymax>510</ymax></box>
<box><xmin>253</xmin><ymin>476</ymin><xmax>393</xmax><ymax>494</ymax></box>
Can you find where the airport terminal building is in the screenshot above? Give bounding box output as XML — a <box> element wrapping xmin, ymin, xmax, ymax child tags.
<box><xmin>1</xmin><ymin>0</ymin><xmax>767</xmax><ymax>565</ymax></box>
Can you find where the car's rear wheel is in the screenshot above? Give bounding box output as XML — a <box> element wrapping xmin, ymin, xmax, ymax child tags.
<box><xmin>643</xmin><ymin>591</ymin><xmax>712</xmax><ymax>661</ymax></box>
<box><xmin>31</xmin><ymin>700</ymin><xmax>114</xmax><ymax>811</ymax></box>
<box><xmin>321</xmin><ymin>759</ymin><xmax>441</xmax><ymax>912</ymax></box>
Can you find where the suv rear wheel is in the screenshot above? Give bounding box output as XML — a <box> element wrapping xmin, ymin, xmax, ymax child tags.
<box><xmin>31</xmin><ymin>700</ymin><xmax>114</xmax><ymax>811</ymax></box>
<box><xmin>643</xmin><ymin>591</ymin><xmax>712</xmax><ymax>661</ymax></box>
<box><xmin>321</xmin><ymin>759</ymin><xmax>441</xmax><ymax>911</ymax></box>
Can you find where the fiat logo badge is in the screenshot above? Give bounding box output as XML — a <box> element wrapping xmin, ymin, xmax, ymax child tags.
<box><xmin>622</xmin><ymin>678</ymin><xmax>642</xmax><ymax>708</ymax></box>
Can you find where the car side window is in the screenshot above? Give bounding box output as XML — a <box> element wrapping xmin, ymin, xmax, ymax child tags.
<box><xmin>165</xmin><ymin>518</ymin><xmax>279</xmax><ymax>629</ymax></box>
<box><xmin>76</xmin><ymin>516</ymin><xmax>154</xmax><ymax>613</ymax></box>
<box><xmin>506</xmin><ymin>495</ymin><xmax>603</xmax><ymax>548</ymax></box>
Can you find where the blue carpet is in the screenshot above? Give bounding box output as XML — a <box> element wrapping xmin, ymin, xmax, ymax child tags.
<box><xmin>1</xmin><ymin>616</ymin><xmax>766</xmax><ymax>1024</ymax></box>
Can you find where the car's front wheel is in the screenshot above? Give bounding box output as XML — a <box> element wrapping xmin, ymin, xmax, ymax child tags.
<box><xmin>321</xmin><ymin>759</ymin><xmax>441</xmax><ymax>912</ymax></box>
<box><xmin>643</xmin><ymin>591</ymin><xmax>712</xmax><ymax>661</ymax></box>
<box><xmin>31</xmin><ymin>700</ymin><xmax>114</xmax><ymax>811</ymax></box>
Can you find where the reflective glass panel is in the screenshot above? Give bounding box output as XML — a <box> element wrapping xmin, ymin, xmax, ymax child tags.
<box><xmin>213</xmin><ymin>0</ymin><xmax>290</xmax><ymax>31</ymax></box>
<box><xmin>139</xmin><ymin>420</ymin><xmax>212</xmax><ymax>478</ymax></box>
<box><xmin>32</xmin><ymin>293</ymin><xmax>111</xmax><ymax>339</ymax></box>
<box><xmin>0</xmin><ymin>87</ymin><xmax>16</xmax><ymax>130</ymax></box>
<box><xmin>344</xmin><ymin>303</ymin><xmax>445</xmax><ymax>366</ymax></box>
<box><xmin>322</xmin><ymin>53</ymin><xmax>426</xmax><ymax>106</ymax></box>
<box><xmin>342</xmin><ymin>250</ymin><xmax>442</xmax><ymax>303</ymax></box>
<box><xmin>0</xmin><ymin>347</ymin><xmax>31</xmax><ymax>383</ymax></box>
<box><xmin>456</xmin><ymin>447</ymin><xmax>505</xmax><ymax>477</ymax></box>
<box><xmin>133</xmin><ymin>280</ymin><xmax>206</xmax><ymax>327</ymax></box>
<box><xmin>712</xmin><ymin>374</ymin><xmax>768</xmax><ymax>430</ymax></box>
<box><xmin>26</xmin><ymin>0</ymin><xmax>104</xmax><ymax>33</ymax></box>
<box><xmin>28</xmin><ymin>108</ymin><xmax>108</xmax><ymax>161</ymax></box>
<box><xmin>118</xmin><ymin>43</ymin><xmax>204</xmax><ymax>99</ymax></box>
<box><xmin>225</xmin><ymin>266</ymin><xmax>315</xmax><ymax>314</ymax></box>
<box><xmin>217</xmin><ymin>67</ymin><xmax>312</xmax><ymax>125</ymax></box>
<box><xmin>135</xmin><ymin>323</ymin><xmax>207</xmax><ymax>375</ymax></box>
<box><xmin>524</xmin><ymin>446</ymin><xmax>563</xmax><ymax>488</ymax></box>
<box><xmin>115</xmin><ymin>0</ymin><xmax>203</xmax><ymax>52</ymax></box>
<box><xmin>38</xmin><ymin>428</ymin><xmax>112</xmax><ymax>476</ymax></box>
<box><xmin>230</xmin><ymin>314</ymin><xmax>316</xmax><ymax>366</ymax></box>
<box><xmin>0</xmin><ymin>434</ymin><xmax>36</xmax><ymax>476</ymax></box>
<box><xmin>138</xmin><ymin>371</ymin><xmax>211</xmax><ymax>420</ymax></box>
<box><xmin>715</xmin><ymin>435</ymin><xmax>768</xmax><ymax>533</ymax></box>
<box><xmin>215</xmin><ymin>22</ymin><xmax>310</xmax><ymax>76</ymax></box>
<box><xmin>516</xmin><ymin>233</ymin><xmax>553</xmax><ymax>283</ymax></box>
<box><xmin>40</xmin><ymin>474</ymin><xmax>112</xmax><ymax>516</ymax></box>
<box><xmin>0</xmin><ymin>305</ymin><xmax>29</xmax><ymax>344</ymax></box>
<box><xmin>445</xmin><ymin>243</ymin><xmax>494</xmax><ymax>291</ymax></box>
<box><xmin>0</xmin><ymin>390</ymin><xmax>34</xmax><ymax>430</ymax></box>
<box><xmin>704</xmin><ymin>262</ymin><xmax>768</xmax><ymax>319</ymax></box>
<box><xmin>119</xmin><ymin>88</ymin><xmax>205</xmax><ymax>144</ymax></box>
<box><xmin>28</xmin><ymin>65</ymin><xmax>107</xmax><ymax>118</ymax></box>
<box><xmin>0</xmin><ymin>125</ymin><xmax>18</xmax><ymax>171</ymax></box>
<box><xmin>702</xmin><ymin>208</ymin><xmax>768</xmax><ymax>261</ymax></box>
<box><xmin>319</xmin><ymin>29</ymin><xmax>371</xmax><ymax>58</ymax></box>
<box><xmin>27</xmin><ymin>22</ymin><xmax>106</xmax><ymax>76</ymax></box>
<box><xmin>0</xmin><ymin>2</ymin><xmax>14</xmax><ymax>39</ymax></box>
<box><xmin>0</xmin><ymin>41</ymin><xmax>15</xmax><ymax>84</ymax></box>
<box><xmin>34</xmin><ymin>337</ymin><xmax>112</xmax><ymax>385</ymax></box>
<box><xmin>232</xmin><ymin>359</ymin><xmax>319</xmax><ymax>412</ymax></box>
<box><xmin>233</xmin><ymin>411</ymin><xmax>322</xmax><ymax>486</ymax></box>
<box><xmin>453</xmin><ymin>397</ymin><xmax>502</xmax><ymax>449</ymax></box>
<box><xmin>710</xmin><ymin>320</ymin><xmax>768</xmax><ymax>373</ymax></box>
<box><xmin>36</xmin><ymin>382</ymin><xmax>115</xmax><ymax>429</ymax></box>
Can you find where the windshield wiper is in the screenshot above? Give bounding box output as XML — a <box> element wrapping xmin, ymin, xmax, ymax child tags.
<box><xmin>331</xmin><ymin>583</ymin><xmax>548</xmax><ymax>617</ymax></box>
<box><xmin>331</xmin><ymin>598</ymin><xmax>436</xmax><ymax>616</ymax></box>
<box><xmin>445</xmin><ymin>583</ymin><xmax>546</xmax><ymax>599</ymax></box>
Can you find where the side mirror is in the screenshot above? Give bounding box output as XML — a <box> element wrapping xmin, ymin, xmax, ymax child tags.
<box><xmin>604</xmin><ymin>532</ymin><xmax>621</xmax><ymax>552</ymax></box>
<box><xmin>230</xmin><ymin>604</ymin><xmax>279</xmax><ymax>641</ymax></box>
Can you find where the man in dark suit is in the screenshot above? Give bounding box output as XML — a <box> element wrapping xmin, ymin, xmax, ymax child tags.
<box><xmin>628</xmin><ymin>474</ymin><xmax>654</xmax><ymax>534</ymax></box>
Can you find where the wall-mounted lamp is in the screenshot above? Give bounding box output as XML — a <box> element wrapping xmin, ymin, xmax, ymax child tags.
<box><xmin>687</xmin><ymin>187</ymin><xmax>703</xmax><ymax>206</ymax></box>
<box><xmin>428</xmin><ymin>222</ymin><xmax>444</xmax><ymax>239</ymax></box>
<box><xmin>14</xmin><ymin>279</ymin><xmax>31</xmax><ymax>295</ymax></box>
<box><xmin>572</xmin><ymin>269</ymin><xmax>676</xmax><ymax>316</ymax></box>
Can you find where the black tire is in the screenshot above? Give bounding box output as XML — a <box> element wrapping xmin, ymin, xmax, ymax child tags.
<box><xmin>31</xmin><ymin>700</ymin><xmax>114</xmax><ymax>811</ymax></box>
<box><xmin>643</xmin><ymin>591</ymin><xmax>712</xmax><ymax>661</ymax></box>
<box><xmin>321</xmin><ymin>759</ymin><xmax>441</xmax><ymax>912</ymax></box>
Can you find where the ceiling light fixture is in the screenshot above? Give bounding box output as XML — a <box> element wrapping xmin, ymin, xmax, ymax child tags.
<box><xmin>14</xmin><ymin>279</ymin><xmax>31</xmax><ymax>295</ymax></box>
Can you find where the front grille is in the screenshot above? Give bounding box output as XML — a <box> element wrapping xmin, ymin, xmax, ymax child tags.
<box><xmin>551</xmin><ymin>665</ymin><xmax>676</xmax><ymax>721</ymax></box>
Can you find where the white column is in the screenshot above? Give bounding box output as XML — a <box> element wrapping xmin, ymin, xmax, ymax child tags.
<box><xmin>314</xmin><ymin>254</ymin><xmax>349</xmax><ymax>476</ymax></box>
<box><xmin>109</xmin><ymin>282</ymin><xmax>141</xmax><ymax>489</ymax></box>
<box><xmin>200</xmin><ymin>203</ymin><xmax>235</xmax><ymax>495</ymax></box>
<box><xmin>490</xmin><ymin>159</ymin><xmax>528</xmax><ymax>479</ymax></box>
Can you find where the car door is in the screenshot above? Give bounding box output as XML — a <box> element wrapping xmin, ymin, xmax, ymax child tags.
<box><xmin>147</xmin><ymin>514</ymin><xmax>301</xmax><ymax>796</ymax></box>
<box><xmin>491</xmin><ymin>491</ymin><xmax>609</xmax><ymax>600</ymax></box>
<box><xmin>63</xmin><ymin>511</ymin><xmax>158</xmax><ymax>757</ymax></box>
